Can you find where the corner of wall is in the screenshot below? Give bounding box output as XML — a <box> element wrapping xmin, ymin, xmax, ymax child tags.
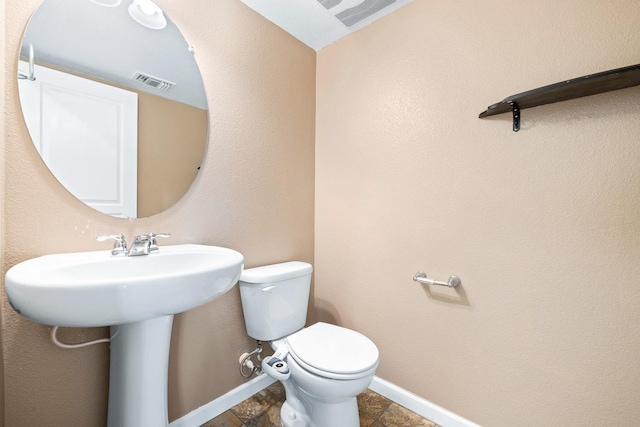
<box><xmin>1</xmin><ymin>0</ymin><xmax>7</xmax><ymax>424</ymax></box>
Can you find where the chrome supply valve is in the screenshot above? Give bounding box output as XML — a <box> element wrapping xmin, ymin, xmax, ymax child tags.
<box><xmin>96</xmin><ymin>234</ymin><xmax>128</xmax><ymax>256</ymax></box>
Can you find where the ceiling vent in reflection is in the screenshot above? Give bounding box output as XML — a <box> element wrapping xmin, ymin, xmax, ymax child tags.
<box><xmin>131</xmin><ymin>72</ymin><xmax>175</xmax><ymax>91</ymax></box>
<box><xmin>318</xmin><ymin>0</ymin><xmax>397</xmax><ymax>27</ymax></box>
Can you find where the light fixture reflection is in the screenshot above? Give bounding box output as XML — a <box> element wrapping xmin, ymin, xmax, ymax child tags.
<box><xmin>128</xmin><ymin>0</ymin><xmax>167</xmax><ymax>30</ymax></box>
<box><xmin>90</xmin><ymin>0</ymin><xmax>122</xmax><ymax>6</ymax></box>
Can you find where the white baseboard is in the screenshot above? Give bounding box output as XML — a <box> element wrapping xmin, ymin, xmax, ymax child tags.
<box><xmin>168</xmin><ymin>374</ymin><xmax>480</xmax><ymax>427</ymax></box>
<box><xmin>369</xmin><ymin>376</ymin><xmax>482</xmax><ymax>427</ymax></box>
<box><xmin>168</xmin><ymin>374</ymin><xmax>276</xmax><ymax>427</ymax></box>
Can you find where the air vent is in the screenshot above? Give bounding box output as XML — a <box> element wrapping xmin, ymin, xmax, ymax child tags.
<box><xmin>318</xmin><ymin>0</ymin><xmax>342</xmax><ymax>8</ymax></box>
<box><xmin>317</xmin><ymin>0</ymin><xmax>397</xmax><ymax>27</ymax></box>
<box><xmin>131</xmin><ymin>72</ymin><xmax>175</xmax><ymax>91</ymax></box>
<box><xmin>335</xmin><ymin>0</ymin><xmax>396</xmax><ymax>27</ymax></box>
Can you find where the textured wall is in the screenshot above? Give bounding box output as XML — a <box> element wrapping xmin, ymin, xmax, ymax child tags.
<box><xmin>0</xmin><ymin>0</ymin><xmax>5</xmax><ymax>425</ymax></box>
<box><xmin>2</xmin><ymin>0</ymin><xmax>315</xmax><ymax>425</ymax></box>
<box><xmin>316</xmin><ymin>1</ymin><xmax>640</xmax><ymax>426</ymax></box>
<box><xmin>137</xmin><ymin>94</ymin><xmax>207</xmax><ymax>218</ymax></box>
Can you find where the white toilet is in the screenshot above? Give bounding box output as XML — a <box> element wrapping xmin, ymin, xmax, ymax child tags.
<box><xmin>238</xmin><ymin>261</ymin><xmax>379</xmax><ymax>427</ymax></box>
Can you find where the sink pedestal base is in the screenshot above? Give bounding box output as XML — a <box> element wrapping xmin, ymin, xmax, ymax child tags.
<box><xmin>108</xmin><ymin>315</ymin><xmax>174</xmax><ymax>427</ymax></box>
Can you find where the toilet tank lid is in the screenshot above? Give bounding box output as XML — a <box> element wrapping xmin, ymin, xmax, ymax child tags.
<box><xmin>240</xmin><ymin>261</ymin><xmax>312</xmax><ymax>283</ymax></box>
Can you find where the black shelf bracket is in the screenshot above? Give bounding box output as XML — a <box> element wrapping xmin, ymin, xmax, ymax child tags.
<box><xmin>479</xmin><ymin>63</ymin><xmax>640</xmax><ymax>132</ymax></box>
<box><xmin>509</xmin><ymin>101</ymin><xmax>520</xmax><ymax>132</ymax></box>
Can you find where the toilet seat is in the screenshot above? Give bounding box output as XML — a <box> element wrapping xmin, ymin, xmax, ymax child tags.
<box><xmin>286</xmin><ymin>322</ymin><xmax>379</xmax><ymax>380</ymax></box>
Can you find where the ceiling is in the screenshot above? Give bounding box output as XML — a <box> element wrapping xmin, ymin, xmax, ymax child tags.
<box><xmin>18</xmin><ymin>0</ymin><xmax>411</xmax><ymax>108</ymax></box>
<box><xmin>20</xmin><ymin>0</ymin><xmax>207</xmax><ymax>109</ymax></box>
<box><xmin>240</xmin><ymin>0</ymin><xmax>412</xmax><ymax>51</ymax></box>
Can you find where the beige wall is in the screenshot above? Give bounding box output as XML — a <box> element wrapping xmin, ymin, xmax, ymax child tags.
<box><xmin>5</xmin><ymin>0</ymin><xmax>640</xmax><ymax>426</ymax></box>
<box><xmin>316</xmin><ymin>1</ymin><xmax>640</xmax><ymax>426</ymax></box>
<box><xmin>137</xmin><ymin>93</ymin><xmax>207</xmax><ymax>218</ymax></box>
<box><xmin>2</xmin><ymin>0</ymin><xmax>314</xmax><ymax>425</ymax></box>
<box><xmin>0</xmin><ymin>0</ymin><xmax>5</xmax><ymax>425</ymax></box>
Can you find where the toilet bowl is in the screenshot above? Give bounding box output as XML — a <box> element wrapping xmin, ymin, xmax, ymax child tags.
<box><xmin>238</xmin><ymin>262</ymin><xmax>379</xmax><ymax>427</ymax></box>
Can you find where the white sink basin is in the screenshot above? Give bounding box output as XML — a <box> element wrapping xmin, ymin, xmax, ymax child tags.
<box><xmin>5</xmin><ymin>244</ymin><xmax>244</xmax><ymax>327</ymax></box>
<box><xmin>5</xmin><ymin>243</ymin><xmax>244</xmax><ymax>426</ymax></box>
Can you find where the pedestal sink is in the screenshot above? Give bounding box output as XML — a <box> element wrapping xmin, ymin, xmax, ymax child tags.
<box><xmin>5</xmin><ymin>244</ymin><xmax>244</xmax><ymax>427</ymax></box>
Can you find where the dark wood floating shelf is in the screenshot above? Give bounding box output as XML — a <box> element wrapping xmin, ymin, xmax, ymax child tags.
<box><xmin>479</xmin><ymin>63</ymin><xmax>640</xmax><ymax>132</ymax></box>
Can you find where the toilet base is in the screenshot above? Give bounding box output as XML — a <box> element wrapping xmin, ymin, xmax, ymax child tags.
<box><xmin>278</xmin><ymin>389</ymin><xmax>360</xmax><ymax>427</ymax></box>
<box><xmin>280</xmin><ymin>400</ymin><xmax>310</xmax><ymax>427</ymax></box>
<box><xmin>294</xmin><ymin>390</ymin><xmax>360</xmax><ymax>427</ymax></box>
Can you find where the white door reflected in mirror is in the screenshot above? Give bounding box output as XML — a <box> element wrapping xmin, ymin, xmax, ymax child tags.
<box><xmin>17</xmin><ymin>0</ymin><xmax>208</xmax><ymax>219</ymax></box>
<box><xmin>19</xmin><ymin>61</ymin><xmax>138</xmax><ymax>218</ymax></box>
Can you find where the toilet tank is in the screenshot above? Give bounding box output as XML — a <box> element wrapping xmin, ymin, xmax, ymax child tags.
<box><xmin>238</xmin><ymin>261</ymin><xmax>312</xmax><ymax>341</ymax></box>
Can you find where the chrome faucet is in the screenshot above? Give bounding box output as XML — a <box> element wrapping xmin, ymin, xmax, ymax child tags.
<box><xmin>96</xmin><ymin>234</ymin><xmax>128</xmax><ymax>256</ymax></box>
<box><xmin>97</xmin><ymin>233</ymin><xmax>170</xmax><ymax>257</ymax></box>
<box><xmin>128</xmin><ymin>232</ymin><xmax>171</xmax><ymax>256</ymax></box>
<box><xmin>128</xmin><ymin>234</ymin><xmax>151</xmax><ymax>256</ymax></box>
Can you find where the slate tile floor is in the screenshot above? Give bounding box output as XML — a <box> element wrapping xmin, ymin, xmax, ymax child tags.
<box><xmin>201</xmin><ymin>382</ymin><xmax>439</xmax><ymax>427</ymax></box>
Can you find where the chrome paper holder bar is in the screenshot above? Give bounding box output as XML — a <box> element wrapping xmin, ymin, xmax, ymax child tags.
<box><xmin>413</xmin><ymin>271</ymin><xmax>461</xmax><ymax>288</ymax></box>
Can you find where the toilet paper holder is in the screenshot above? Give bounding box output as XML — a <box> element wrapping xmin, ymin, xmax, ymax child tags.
<box><xmin>413</xmin><ymin>271</ymin><xmax>461</xmax><ymax>288</ymax></box>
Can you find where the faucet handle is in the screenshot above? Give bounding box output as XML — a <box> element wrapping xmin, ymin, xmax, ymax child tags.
<box><xmin>132</xmin><ymin>234</ymin><xmax>149</xmax><ymax>243</ymax></box>
<box><xmin>148</xmin><ymin>232</ymin><xmax>170</xmax><ymax>253</ymax></box>
<box><xmin>97</xmin><ymin>234</ymin><xmax>127</xmax><ymax>256</ymax></box>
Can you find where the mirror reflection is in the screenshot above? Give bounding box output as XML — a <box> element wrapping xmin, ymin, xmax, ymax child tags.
<box><xmin>18</xmin><ymin>0</ymin><xmax>208</xmax><ymax>219</ymax></box>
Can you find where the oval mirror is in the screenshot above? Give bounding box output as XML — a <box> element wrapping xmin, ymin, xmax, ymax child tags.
<box><xmin>17</xmin><ymin>0</ymin><xmax>208</xmax><ymax>219</ymax></box>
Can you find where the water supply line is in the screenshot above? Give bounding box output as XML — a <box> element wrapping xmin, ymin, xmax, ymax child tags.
<box><xmin>239</xmin><ymin>340</ymin><xmax>263</xmax><ymax>378</ymax></box>
<box><xmin>51</xmin><ymin>326</ymin><xmax>112</xmax><ymax>349</ymax></box>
